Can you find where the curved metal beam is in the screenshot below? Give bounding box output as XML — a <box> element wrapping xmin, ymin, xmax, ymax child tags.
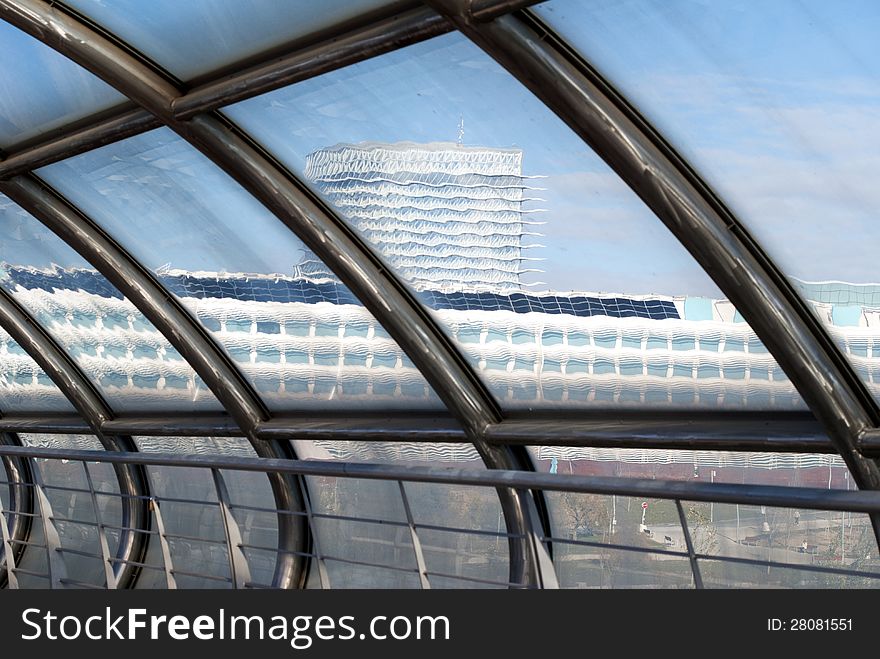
<box><xmin>0</xmin><ymin>432</ymin><xmax>33</xmax><ymax>588</ymax></box>
<box><xmin>0</xmin><ymin>174</ymin><xmax>308</xmax><ymax>590</ymax></box>
<box><xmin>0</xmin><ymin>0</ymin><xmax>545</xmax><ymax>586</ymax></box>
<box><xmin>1</xmin><ymin>175</ymin><xmax>271</xmax><ymax>434</ymax></box>
<box><xmin>425</xmin><ymin>2</ymin><xmax>880</xmax><ymax>530</ymax></box>
<box><xmin>0</xmin><ymin>1</ymin><xmax>542</xmax><ymax>177</ymax></box>
<box><xmin>0</xmin><ymin>289</ymin><xmax>150</xmax><ymax>586</ymax></box>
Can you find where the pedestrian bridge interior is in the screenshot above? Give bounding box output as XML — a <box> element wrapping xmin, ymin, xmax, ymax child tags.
<box><xmin>0</xmin><ymin>0</ymin><xmax>878</xmax><ymax>589</ymax></box>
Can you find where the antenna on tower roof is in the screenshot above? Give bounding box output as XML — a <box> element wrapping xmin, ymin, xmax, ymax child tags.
<box><xmin>457</xmin><ymin>115</ymin><xmax>465</xmax><ymax>145</ymax></box>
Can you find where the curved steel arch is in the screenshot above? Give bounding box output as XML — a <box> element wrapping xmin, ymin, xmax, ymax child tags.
<box><xmin>0</xmin><ymin>431</ymin><xmax>33</xmax><ymax>588</ymax></box>
<box><xmin>0</xmin><ymin>288</ymin><xmax>151</xmax><ymax>586</ymax></box>
<box><xmin>0</xmin><ymin>0</ymin><xmax>553</xmax><ymax>587</ymax></box>
<box><xmin>425</xmin><ymin>2</ymin><xmax>880</xmax><ymax>538</ymax></box>
<box><xmin>0</xmin><ymin>175</ymin><xmax>310</xmax><ymax>590</ymax></box>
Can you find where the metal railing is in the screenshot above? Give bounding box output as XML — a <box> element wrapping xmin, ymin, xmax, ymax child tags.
<box><xmin>1</xmin><ymin>443</ymin><xmax>879</xmax><ymax>589</ymax></box>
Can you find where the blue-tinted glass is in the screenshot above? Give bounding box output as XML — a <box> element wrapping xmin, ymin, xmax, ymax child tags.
<box><xmin>0</xmin><ymin>22</ymin><xmax>126</xmax><ymax>148</ymax></box>
<box><xmin>534</xmin><ymin>0</ymin><xmax>880</xmax><ymax>404</ymax></box>
<box><xmin>0</xmin><ymin>193</ymin><xmax>221</xmax><ymax>412</ymax></box>
<box><xmin>0</xmin><ymin>325</ymin><xmax>75</xmax><ymax>412</ymax></box>
<box><xmin>224</xmin><ymin>34</ymin><xmax>804</xmax><ymax>412</ymax></box>
<box><xmin>64</xmin><ymin>0</ymin><xmax>403</xmax><ymax>81</ymax></box>
<box><xmin>39</xmin><ymin>129</ymin><xmax>440</xmax><ymax>412</ymax></box>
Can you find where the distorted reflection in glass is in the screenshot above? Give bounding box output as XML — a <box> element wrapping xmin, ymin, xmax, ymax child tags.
<box><xmin>534</xmin><ymin>0</ymin><xmax>880</xmax><ymax>404</ymax></box>
<box><xmin>39</xmin><ymin>130</ymin><xmax>441</xmax><ymax>412</ymax></box>
<box><xmin>225</xmin><ymin>33</ymin><xmax>805</xmax><ymax>412</ymax></box>
<box><xmin>0</xmin><ymin>193</ymin><xmax>221</xmax><ymax>413</ymax></box>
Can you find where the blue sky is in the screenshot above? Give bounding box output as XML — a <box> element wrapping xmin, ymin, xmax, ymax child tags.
<box><xmin>534</xmin><ymin>0</ymin><xmax>880</xmax><ymax>286</ymax></box>
<box><xmin>4</xmin><ymin>0</ymin><xmax>879</xmax><ymax>299</ymax></box>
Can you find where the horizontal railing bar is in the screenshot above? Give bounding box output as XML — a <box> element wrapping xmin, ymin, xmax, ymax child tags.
<box><xmin>423</xmin><ymin>570</ymin><xmax>530</xmax><ymax>589</ymax></box>
<box><xmin>51</xmin><ymin>516</ymin><xmax>100</xmax><ymax>528</ymax></box>
<box><xmin>0</xmin><ymin>509</ymin><xmax>39</xmax><ymax>518</ymax></box>
<box><xmin>56</xmin><ymin>547</ymin><xmax>103</xmax><ymax>560</ymax></box>
<box><xmin>696</xmin><ymin>554</ymin><xmax>880</xmax><ymax>581</ymax></box>
<box><xmin>11</xmin><ymin>568</ymin><xmax>50</xmax><ymax>579</ymax></box>
<box><xmin>7</xmin><ymin>539</ymin><xmax>46</xmax><ymax>548</ymax></box>
<box><xmin>1</xmin><ymin>446</ymin><xmax>878</xmax><ymax>514</ymax></box>
<box><xmin>58</xmin><ymin>578</ymin><xmax>106</xmax><ymax>590</ymax></box>
<box><xmin>858</xmin><ymin>428</ymin><xmax>880</xmax><ymax>458</ymax></box>
<box><xmin>254</xmin><ymin>415</ymin><xmax>467</xmax><ymax>443</ymax></box>
<box><xmin>108</xmin><ymin>557</ymin><xmax>165</xmax><ymax>571</ymax></box>
<box><xmin>0</xmin><ymin>413</ymin><xmax>846</xmax><ymax>454</ymax></box>
<box><xmin>169</xmin><ymin>569</ymin><xmax>232</xmax><ymax>583</ymax></box>
<box><xmin>490</xmin><ymin>412</ymin><xmax>833</xmax><ymax>454</ymax></box>
<box><xmin>163</xmin><ymin>533</ymin><xmax>228</xmax><ymax>546</ymax></box>
<box><xmin>320</xmin><ymin>554</ymin><xmax>421</xmax><ymax>575</ymax></box>
<box><xmin>541</xmin><ymin>535</ymin><xmax>690</xmax><ymax>559</ymax></box>
<box><xmin>103</xmin><ymin>524</ymin><xmax>158</xmax><ymax>536</ymax></box>
<box><xmin>415</xmin><ymin>522</ymin><xmax>518</xmax><ymax>540</ymax></box>
<box><xmin>0</xmin><ymin>480</ymin><xmax>34</xmax><ymax>489</ymax></box>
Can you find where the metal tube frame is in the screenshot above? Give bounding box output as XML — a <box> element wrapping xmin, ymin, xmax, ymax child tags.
<box><xmin>0</xmin><ymin>160</ymin><xmax>309</xmax><ymax>591</ymax></box>
<box><xmin>424</xmin><ymin>1</ymin><xmax>880</xmax><ymax>530</ymax></box>
<box><xmin>0</xmin><ymin>0</ymin><xmax>878</xmax><ymax>580</ymax></box>
<box><xmin>0</xmin><ymin>287</ymin><xmax>150</xmax><ymax>588</ymax></box>
<box><xmin>1</xmin><ymin>445</ymin><xmax>879</xmax><ymax>516</ymax></box>
<box><xmin>0</xmin><ymin>432</ymin><xmax>32</xmax><ymax>588</ymax></box>
<box><xmin>0</xmin><ymin>0</ymin><xmax>545</xmax><ymax>587</ymax></box>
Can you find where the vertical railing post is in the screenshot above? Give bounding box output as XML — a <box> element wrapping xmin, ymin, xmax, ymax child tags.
<box><xmin>0</xmin><ymin>491</ymin><xmax>19</xmax><ymax>588</ymax></box>
<box><xmin>397</xmin><ymin>481</ymin><xmax>431</xmax><ymax>590</ymax></box>
<box><xmin>211</xmin><ymin>469</ymin><xmax>252</xmax><ymax>589</ymax></box>
<box><xmin>82</xmin><ymin>461</ymin><xmax>117</xmax><ymax>589</ymax></box>
<box><xmin>150</xmin><ymin>497</ymin><xmax>177</xmax><ymax>590</ymax></box>
<box><xmin>31</xmin><ymin>466</ymin><xmax>68</xmax><ymax>589</ymax></box>
<box><xmin>676</xmin><ymin>500</ymin><xmax>704</xmax><ymax>589</ymax></box>
<box><xmin>300</xmin><ymin>477</ymin><xmax>330</xmax><ymax>589</ymax></box>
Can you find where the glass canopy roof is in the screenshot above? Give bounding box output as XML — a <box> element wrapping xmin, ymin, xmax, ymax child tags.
<box><xmin>534</xmin><ymin>0</ymin><xmax>880</xmax><ymax>404</ymax></box>
<box><xmin>0</xmin><ymin>20</ymin><xmax>126</xmax><ymax>148</ymax></box>
<box><xmin>0</xmin><ymin>0</ymin><xmax>877</xmax><ymax>592</ymax></box>
<box><xmin>225</xmin><ymin>33</ymin><xmax>805</xmax><ymax>411</ymax></box>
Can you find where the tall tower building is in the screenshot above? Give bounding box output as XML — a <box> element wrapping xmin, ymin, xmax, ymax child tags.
<box><xmin>302</xmin><ymin>141</ymin><xmax>543</xmax><ymax>292</ymax></box>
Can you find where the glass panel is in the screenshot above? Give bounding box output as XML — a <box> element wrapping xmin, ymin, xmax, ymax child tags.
<box><xmin>700</xmin><ymin>559</ymin><xmax>880</xmax><ymax>589</ymax></box>
<box><xmin>533</xmin><ymin>0</ymin><xmax>880</xmax><ymax>404</ymax></box>
<box><xmin>224</xmin><ymin>34</ymin><xmax>804</xmax><ymax>411</ymax></box>
<box><xmin>0</xmin><ymin>193</ymin><xmax>221</xmax><ymax>412</ymax></box>
<box><xmin>0</xmin><ymin>22</ymin><xmax>126</xmax><ymax>148</ymax></box>
<box><xmin>18</xmin><ymin>434</ymin><xmax>123</xmax><ymax>588</ymax></box>
<box><xmin>39</xmin><ymin>129</ymin><xmax>441</xmax><ymax>412</ymax></box>
<box><xmin>0</xmin><ymin>326</ymin><xmax>76</xmax><ymax>412</ymax></box>
<box><xmin>684</xmin><ymin>504</ymin><xmax>878</xmax><ymax>589</ymax></box>
<box><xmin>63</xmin><ymin>0</ymin><xmax>405</xmax><ymax>82</ymax></box>
<box><xmin>294</xmin><ymin>441</ymin><xmax>508</xmax><ymax>588</ymax></box>
<box><xmin>531</xmin><ymin>446</ymin><xmax>870</xmax><ymax>588</ymax></box>
<box><xmin>133</xmin><ymin>436</ymin><xmax>277</xmax><ymax>589</ymax></box>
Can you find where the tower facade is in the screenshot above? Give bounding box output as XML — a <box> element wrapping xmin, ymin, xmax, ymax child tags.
<box><xmin>303</xmin><ymin>141</ymin><xmax>542</xmax><ymax>292</ymax></box>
